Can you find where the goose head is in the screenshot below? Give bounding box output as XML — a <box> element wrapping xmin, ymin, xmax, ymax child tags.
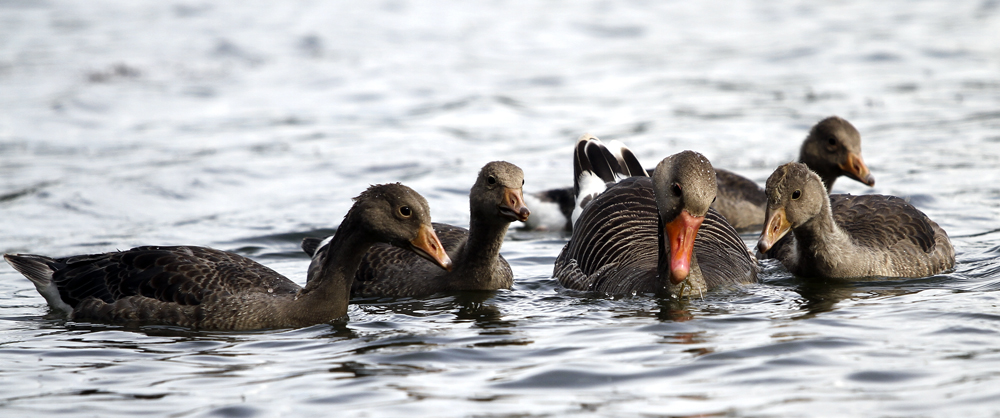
<box><xmin>653</xmin><ymin>151</ymin><xmax>717</xmax><ymax>285</ymax></box>
<box><xmin>352</xmin><ymin>183</ymin><xmax>453</xmax><ymax>271</ymax></box>
<box><xmin>799</xmin><ymin>116</ymin><xmax>875</xmax><ymax>190</ymax></box>
<box><xmin>757</xmin><ymin>162</ymin><xmax>827</xmax><ymax>253</ymax></box>
<box><xmin>471</xmin><ymin>161</ymin><xmax>530</xmax><ymax>223</ymax></box>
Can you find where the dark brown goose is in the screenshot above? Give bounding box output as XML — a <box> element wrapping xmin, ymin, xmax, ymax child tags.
<box><xmin>554</xmin><ymin>142</ymin><xmax>758</xmax><ymax>297</ymax></box>
<box><xmin>302</xmin><ymin>161</ymin><xmax>530</xmax><ymax>298</ymax></box>
<box><xmin>4</xmin><ymin>183</ymin><xmax>453</xmax><ymax>330</ymax></box>
<box><xmin>713</xmin><ymin>116</ymin><xmax>875</xmax><ymax>231</ymax></box>
<box><xmin>757</xmin><ymin>162</ymin><xmax>954</xmax><ymax>278</ymax></box>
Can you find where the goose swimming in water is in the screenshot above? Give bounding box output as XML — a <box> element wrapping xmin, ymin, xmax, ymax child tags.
<box><xmin>302</xmin><ymin>161</ymin><xmax>530</xmax><ymax>298</ymax></box>
<box><xmin>521</xmin><ymin>116</ymin><xmax>874</xmax><ymax>232</ymax></box>
<box><xmin>4</xmin><ymin>183</ymin><xmax>453</xmax><ymax>330</ymax></box>
<box><xmin>554</xmin><ymin>137</ymin><xmax>758</xmax><ymax>297</ymax></box>
<box><xmin>757</xmin><ymin>162</ymin><xmax>954</xmax><ymax>278</ymax></box>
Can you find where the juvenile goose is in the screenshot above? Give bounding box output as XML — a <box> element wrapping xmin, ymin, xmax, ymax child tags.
<box><xmin>757</xmin><ymin>162</ymin><xmax>954</xmax><ymax>278</ymax></box>
<box><xmin>713</xmin><ymin>116</ymin><xmax>875</xmax><ymax>231</ymax></box>
<box><xmin>554</xmin><ymin>140</ymin><xmax>757</xmax><ymax>297</ymax></box>
<box><xmin>521</xmin><ymin>116</ymin><xmax>875</xmax><ymax>232</ymax></box>
<box><xmin>4</xmin><ymin>183</ymin><xmax>453</xmax><ymax>330</ymax></box>
<box><xmin>302</xmin><ymin>161</ymin><xmax>530</xmax><ymax>298</ymax></box>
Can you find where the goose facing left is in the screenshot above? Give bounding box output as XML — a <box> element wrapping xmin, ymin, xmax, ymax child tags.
<box><xmin>4</xmin><ymin>183</ymin><xmax>453</xmax><ymax>330</ymax></box>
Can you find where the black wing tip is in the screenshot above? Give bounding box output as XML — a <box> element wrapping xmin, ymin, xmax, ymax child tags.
<box><xmin>585</xmin><ymin>139</ymin><xmax>622</xmax><ymax>184</ymax></box>
<box><xmin>617</xmin><ymin>146</ymin><xmax>647</xmax><ymax>178</ymax></box>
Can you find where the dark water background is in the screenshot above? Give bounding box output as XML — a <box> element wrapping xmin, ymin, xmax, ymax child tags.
<box><xmin>2</xmin><ymin>1</ymin><xmax>1000</xmax><ymax>416</ymax></box>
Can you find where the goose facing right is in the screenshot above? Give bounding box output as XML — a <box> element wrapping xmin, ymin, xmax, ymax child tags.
<box><xmin>757</xmin><ymin>162</ymin><xmax>954</xmax><ymax>278</ymax></box>
<box><xmin>712</xmin><ymin>116</ymin><xmax>876</xmax><ymax>231</ymax></box>
<box><xmin>303</xmin><ymin>161</ymin><xmax>531</xmax><ymax>298</ymax></box>
<box><xmin>4</xmin><ymin>183</ymin><xmax>453</xmax><ymax>330</ymax></box>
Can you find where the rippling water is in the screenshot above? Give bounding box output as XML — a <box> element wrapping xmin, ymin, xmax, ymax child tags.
<box><xmin>2</xmin><ymin>1</ymin><xmax>1000</xmax><ymax>416</ymax></box>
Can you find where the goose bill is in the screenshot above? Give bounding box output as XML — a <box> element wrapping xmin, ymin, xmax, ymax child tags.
<box><xmin>840</xmin><ymin>152</ymin><xmax>875</xmax><ymax>186</ymax></box>
<box><xmin>663</xmin><ymin>210</ymin><xmax>704</xmax><ymax>285</ymax></box>
<box><xmin>410</xmin><ymin>225</ymin><xmax>454</xmax><ymax>271</ymax></box>
<box><xmin>758</xmin><ymin>207</ymin><xmax>791</xmax><ymax>253</ymax></box>
<box><xmin>499</xmin><ymin>187</ymin><xmax>531</xmax><ymax>222</ymax></box>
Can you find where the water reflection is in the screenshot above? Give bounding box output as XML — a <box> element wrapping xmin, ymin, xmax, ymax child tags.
<box><xmin>789</xmin><ymin>276</ymin><xmax>938</xmax><ymax>319</ymax></box>
<box><xmin>657</xmin><ymin>298</ymin><xmax>695</xmax><ymax>322</ymax></box>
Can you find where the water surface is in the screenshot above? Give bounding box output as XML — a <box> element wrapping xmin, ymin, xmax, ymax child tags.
<box><xmin>2</xmin><ymin>1</ymin><xmax>1000</xmax><ymax>416</ymax></box>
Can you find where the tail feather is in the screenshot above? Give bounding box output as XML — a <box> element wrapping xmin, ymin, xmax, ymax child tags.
<box><xmin>300</xmin><ymin>237</ymin><xmax>326</xmax><ymax>257</ymax></box>
<box><xmin>570</xmin><ymin>135</ymin><xmax>647</xmax><ymax>227</ymax></box>
<box><xmin>4</xmin><ymin>254</ymin><xmax>55</xmax><ymax>287</ymax></box>
<box><xmin>608</xmin><ymin>140</ymin><xmax>647</xmax><ymax>177</ymax></box>
<box><xmin>302</xmin><ymin>235</ymin><xmax>333</xmax><ymax>285</ymax></box>
<box><xmin>4</xmin><ymin>254</ymin><xmax>74</xmax><ymax>313</ymax></box>
<box><xmin>585</xmin><ymin>138</ymin><xmax>622</xmax><ymax>184</ymax></box>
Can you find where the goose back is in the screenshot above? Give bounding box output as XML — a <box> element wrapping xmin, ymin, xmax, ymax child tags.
<box><xmin>349</xmin><ymin>222</ymin><xmax>513</xmax><ymax>297</ymax></box>
<box><xmin>6</xmin><ymin>246</ymin><xmax>300</xmax><ymax>329</ymax></box>
<box><xmin>712</xmin><ymin>168</ymin><xmax>767</xmax><ymax>231</ymax></box>
<box><xmin>5</xmin><ymin>183</ymin><xmax>453</xmax><ymax>330</ymax></box>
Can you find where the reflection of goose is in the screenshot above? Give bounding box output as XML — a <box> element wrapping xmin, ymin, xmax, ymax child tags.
<box><xmin>714</xmin><ymin>116</ymin><xmax>875</xmax><ymax>231</ymax></box>
<box><xmin>303</xmin><ymin>161</ymin><xmax>529</xmax><ymax>298</ymax></box>
<box><xmin>554</xmin><ymin>137</ymin><xmax>758</xmax><ymax>297</ymax></box>
<box><xmin>4</xmin><ymin>183</ymin><xmax>452</xmax><ymax>330</ymax></box>
<box><xmin>521</xmin><ymin>116</ymin><xmax>875</xmax><ymax>232</ymax></box>
<box><xmin>757</xmin><ymin>162</ymin><xmax>954</xmax><ymax>278</ymax></box>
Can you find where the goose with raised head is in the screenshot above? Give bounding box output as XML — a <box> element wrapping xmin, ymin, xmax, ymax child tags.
<box><xmin>521</xmin><ymin>117</ymin><xmax>875</xmax><ymax>232</ymax></box>
<box><xmin>714</xmin><ymin>116</ymin><xmax>875</xmax><ymax>231</ymax></box>
<box><xmin>757</xmin><ymin>162</ymin><xmax>954</xmax><ymax>278</ymax></box>
<box><xmin>554</xmin><ymin>139</ymin><xmax>757</xmax><ymax>297</ymax></box>
<box><xmin>4</xmin><ymin>183</ymin><xmax>453</xmax><ymax>330</ymax></box>
<box><xmin>302</xmin><ymin>161</ymin><xmax>530</xmax><ymax>298</ymax></box>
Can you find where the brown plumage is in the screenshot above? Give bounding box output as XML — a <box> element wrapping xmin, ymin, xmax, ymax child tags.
<box><xmin>554</xmin><ymin>149</ymin><xmax>758</xmax><ymax>297</ymax></box>
<box><xmin>4</xmin><ymin>183</ymin><xmax>453</xmax><ymax>330</ymax></box>
<box><xmin>712</xmin><ymin>116</ymin><xmax>876</xmax><ymax>231</ymax></box>
<box><xmin>757</xmin><ymin>162</ymin><xmax>954</xmax><ymax>278</ymax></box>
<box><xmin>303</xmin><ymin>161</ymin><xmax>530</xmax><ymax>298</ymax></box>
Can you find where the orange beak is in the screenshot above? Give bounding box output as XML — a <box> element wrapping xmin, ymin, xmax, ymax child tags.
<box><xmin>839</xmin><ymin>152</ymin><xmax>875</xmax><ymax>187</ymax></box>
<box><xmin>499</xmin><ymin>187</ymin><xmax>531</xmax><ymax>222</ymax></box>
<box><xmin>757</xmin><ymin>207</ymin><xmax>791</xmax><ymax>253</ymax></box>
<box><xmin>410</xmin><ymin>224</ymin><xmax>453</xmax><ymax>271</ymax></box>
<box><xmin>663</xmin><ymin>210</ymin><xmax>704</xmax><ymax>285</ymax></box>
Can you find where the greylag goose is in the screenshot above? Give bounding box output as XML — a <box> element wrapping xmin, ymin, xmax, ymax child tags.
<box><xmin>554</xmin><ymin>137</ymin><xmax>758</xmax><ymax>297</ymax></box>
<box><xmin>521</xmin><ymin>116</ymin><xmax>874</xmax><ymax>232</ymax></box>
<box><xmin>713</xmin><ymin>116</ymin><xmax>875</xmax><ymax>231</ymax></box>
<box><xmin>4</xmin><ymin>183</ymin><xmax>453</xmax><ymax>330</ymax></box>
<box><xmin>302</xmin><ymin>161</ymin><xmax>530</xmax><ymax>298</ymax></box>
<box><xmin>757</xmin><ymin>162</ymin><xmax>954</xmax><ymax>278</ymax></box>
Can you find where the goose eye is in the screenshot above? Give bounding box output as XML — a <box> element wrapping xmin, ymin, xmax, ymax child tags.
<box><xmin>487</xmin><ymin>176</ymin><xmax>497</xmax><ymax>185</ymax></box>
<box><xmin>399</xmin><ymin>206</ymin><xmax>412</xmax><ymax>217</ymax></box>
<box><xmin>671</xmin><ymin>183</ymin><xmax>682</xmax><ymax>196</ymax></box>
<box><xmin>792</xmin><ymin>190</ymin><xmax>801</xmax><ymax>200</ymax></box>
<box><xmin>828</xmin><ymin>137</ymin><xmax>837</xmax><ymax>146</ymax></box>
<box><xmin>521</xmin><ymin>179</ymin><xmax>525</xmax><ymax>186</ymax></box>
